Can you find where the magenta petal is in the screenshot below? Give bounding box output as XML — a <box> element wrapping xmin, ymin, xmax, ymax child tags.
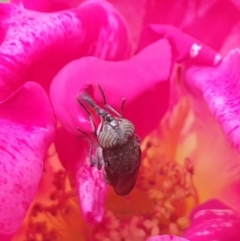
<box><xmin>0</xmin><ymin>82</ymin><xmax>55</xmax><ymax>240</ymax></box>
<box><xmin>143</xmin><ymin>1</ymin><xmax>239</xmax><ymax>53</ymax></box>
<box><xmin>183</xmin><ymin>199</ymin><xmax>240</xmax><ymax>241</ymax></box>
<box><xmin>54</xmin><ymin>126</ymin><xmax>87</xmax><ymax>171</ymax></box>
<box><xmin>185</xmin><ymin>49</ymin><xmax>240</xmax><ymax>152</ymax></box>
<box><xmin>147</xmin><ymin>235</ymin><xmax>189</xmax><ymax>241</ymax></box>
<box><xmin>139</xmin><ymin>24</ymin><xmax>222</xmax><ymax>66</ymax></box>
<box><xmin>50</xmin><ymin>39</ymin><xmax>172</xmax><ymax>138</ymax></box>
<box><xmin>0</xmin><ymin>3</ymin><xmax>85</xmax><ymax>99</ymax></box>
<box><xmin>21</xmin><ymin>0</ymin><xmax>72</xmax><ymax>11</ymax></box>
<box><xmin>76</xmin><ymin>160</ymin><xmax>107</xmax><ymax>224</ymax></box>
<box><xmin>54</xmin><ymin>126</ymin><xmax>107</xmax><ymax>224</ymax></box>
<box><xmin>55</xmin><ymin>125</ymin><xmax>107</xmax><ymax>221</ymax></box>
<box><xmin>76</xmin><ymin>0</ymin><xmax>131</xmax><ymax>60</ymax></box>
<box><xmin>0</xmin><ymin>1</ymin><xmax>130</xmax><ymax>100</ymax></box>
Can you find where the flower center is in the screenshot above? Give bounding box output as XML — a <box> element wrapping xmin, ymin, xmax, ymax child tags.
<box><xmin>90</xmin><ymin>139</ymin><xmax>198</xmax><ymax>240</ymax></box>
<box><xmin>24</xmin><ymin>170</ymin><xmax>75</xmax><ymax>240</ymax></box>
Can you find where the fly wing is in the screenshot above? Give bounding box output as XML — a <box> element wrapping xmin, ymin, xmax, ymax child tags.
<box><xmin>104</xmin><ymin>149</ymin><xmax>141</xmax><ymax>196</ymax></box>
<box><xmin>104</xmin><ymin>167</ymin><xmax>140</xmax><ymax>196</ymax></box>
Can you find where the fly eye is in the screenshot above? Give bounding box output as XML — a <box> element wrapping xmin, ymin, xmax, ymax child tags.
<box><xmin>106</xmin><ymin>116</ymin><xmax>111</xmax><ymax>122</ymax></box>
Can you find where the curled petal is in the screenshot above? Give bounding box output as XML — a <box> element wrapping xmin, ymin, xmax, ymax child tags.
<box><xmin>147</xmin><ymin>235</ymin><xmax>189</xmax><ymax>241</ymax></box>
<box><xmin>185</xmin><ymin>49</ymin><xmax>240</xmax><ymax>152</ymax></box>
<box><xmin>143</xmin><ymin>0</ymin><xmax>239</xmax><ymax>53</ymax></box>
<box><xmin>231</xmin><ymin>0</ymin><xmax>240</xmax><ymax>9</ymax></box>
<box><xmin>0</xmin><ymin>1</ymin><xmax>130</xmax><ymax>100</ymax></box>
<box><xmin>184</xmin><ymin>199</ymin><xmax>240</xmax><ymax>241</ymax></box>
<box><xmin>0</xmin><ymin>82</ymin><xmax>55</xmax><ymax>240</ymax></box>
<box><xmin>77</xmin><ymin>0</ymin><xmax>131</xmax><ymax>60</ymax></box>
<box><xmin>0</xmin><ymin>3</ymin><xmax>84</xmax><ymax>99</ymax></box>
<box><xmin>54</xmin><ymin>126</ymin><xmax>87</xmax><ymax>170</ymax></box>
<box><xmin>182</xmin><ymin>0</ymin><xmax>240</xmax><ymax>53</ymax></box>
<box><xmin>76</xmin><ymin>160</ymin><xmax>108</xmax><ymax>224</ymax></box>
<box><xmin>50</xmin><ymin>39</ymin><xmax>172</xmax><ymax>138</ymax></box>
<box><xmin>55</xmin><ymin>126</ymin><xmax>107</xmax><ymax>224</ymax></box>
<box><xmin>138</xmin><ymin>24</ymin><xmax>221</xmax><ymax>66</ymax></box>
<box><xmin>21</xmin><ymin>0</ymin><xmax>73</xmax><ymax>11</ymax></box>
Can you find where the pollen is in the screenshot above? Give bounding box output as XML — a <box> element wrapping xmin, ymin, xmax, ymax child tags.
<box><xmin>92</xmin><ymin>211</ymin><xmax>149</xmax><ymax>241</ymax></box>
<box><xmin>90</xmin><ymin>135</ymin><xmax>197</xmax><ymax>241</ymax></box>
<box><xmin>136</xmin><ymin>138</ymin><xmax>197</xmax><ymax>236</ymax></box>
<box><xmin>21</xmin><ymin>169</ymin><xmax>82</xmax><ymax>241</ymax></box>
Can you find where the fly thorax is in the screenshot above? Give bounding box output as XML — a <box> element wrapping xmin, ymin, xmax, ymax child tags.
<box><xmin>119</xmin><ymin>119</ymin><xmax>136</xmax><ymax>140</ymax></box>
<box><xmin>98</xmin><ymin>120</ymin><xmax>127</xmax><ymax>149</ymax></box>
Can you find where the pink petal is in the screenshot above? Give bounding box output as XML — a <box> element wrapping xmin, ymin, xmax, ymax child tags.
<box><xmin>144</xmin><ymin>0</ymin><xmax>239</xmax><ymax>52</ymax></box>
<box><xmin>231</xmin><ymin>0</ymin><xmax>240</xmax><ymax>8</ymax></box>
<box><xmin>54</xmin><ymin>126</ymin><xmax>87</xmax><ymax>171</ymax></box>
<box><xmin>183</xmin><ymin>49</ymin><xmax>240</xmax><ymax>213</ymax></box>
<box><xmin>185</xmin><ymin>49</ymin><xmax>240</xmax><ymax>152</ymax></box>
<box><xmin>183</xmin><ymin>199</ymin><xmax>240</xmax><ymax>241</ymax></box>
<box><xmin>138</xmin><ymin>24</ymin><xmax>221</xmax><ymax>66</ymax></box>
<box><xmin>50</xmin><ymin>39</ymin><xmax>172</xmax><ymax>138</ymax></box>
<box><xmin>0</xmin><ymin>1</ymin><xmax>130</xmax><ymax>100</ymax></box>
<box><xmin>181</xmin><ymin>0</ymin><xmax>239</xmax><ymax>52</ymax></box>
<box><xmin>144</xmin><ymin>0</ymin><xmax>217</xmax><ymax>27</ymax></box>
<box><xmin>76</xmin><ymin>160</ymin><xmax>108</xmax><ymax>224</ymax></box>
<box><xmin>220</xmin><ymin>21</ymin><xmax>240</xmax><ymax>56</ymax></box>
<box><xmin>55</xmin><ymin>126</ymin><xmax>107</xmax><ymax>224</ymax></box>
<box><xmin>147</xmin><ymin>235</ymin><xmax>189</xmax><ymax>241</ymax></box>
<box><xmin>21</xmin><ymin>0</ymin><xmax>73</xmax><ymax>11</ymax></box>
<box><xmin>0</xmin><ymin>82</ymin><xmax>55</xmax><ymax>241</ymax></box>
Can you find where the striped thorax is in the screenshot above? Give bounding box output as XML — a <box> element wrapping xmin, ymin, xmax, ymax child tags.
<box><xmin>97</xmin><ymin>118</ymin><xmax>135</xmax><ymax>148</ymax></box>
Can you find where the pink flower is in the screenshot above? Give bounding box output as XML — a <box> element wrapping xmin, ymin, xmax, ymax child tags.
<box><xmin>48</xmin><ymin>2</ymin><xmax>240</xmax><ymax>240</ymax></box>
<box><xmin>0</xmin><ymin>0</ymin><xmax>239</xmax><ymax>241</ymax></box>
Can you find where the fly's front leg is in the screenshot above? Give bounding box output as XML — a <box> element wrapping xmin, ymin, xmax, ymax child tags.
<box><xmin>97</xmin><ymin>83</ymin><xmax>124</xmax><ymax>117</ymax></box>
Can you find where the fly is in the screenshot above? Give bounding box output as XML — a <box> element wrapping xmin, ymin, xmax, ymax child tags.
<box><xmin>76</xmin><ymin>84</ymin><xmax>141</xmax><ymax>196</ymax></box>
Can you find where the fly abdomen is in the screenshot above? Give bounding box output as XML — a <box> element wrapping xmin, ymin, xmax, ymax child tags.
<box><xmin>102</xmin><ymin>138</ymin><xmax>141</xmax><ymax>174</ymax></box>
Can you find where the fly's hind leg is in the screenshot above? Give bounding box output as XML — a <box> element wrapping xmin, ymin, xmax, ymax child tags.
<box><xmin>76</xmin><ymin>93</ymin><xmax>99</xmax><ymax>167</ymax></box>
<box><xmin>76</xmin><ymin>94</ymin><xmax>96</xmax><ymax>136</ymax></box>
<box><xmin>76</xmin><ymin>128</ymin><xmax>98</xmax><ymax>167</ymax></box>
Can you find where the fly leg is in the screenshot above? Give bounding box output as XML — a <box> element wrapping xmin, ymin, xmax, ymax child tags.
<box><xmin>97</xmin><ymin>83</ymin><xmax>125</xmax><ymax>117</ymax></box>
<box><xmin>76</xmin><ymin>128</ymin><xmax>98</xmax><ymax>167</ymax></box>
<box><xmin>76</xmin><ymin>94</ymin><xmax>100</xmax><ymax>167</ymax></box>
<box><xmin>76</xmin><ymin>95</ymin><xmax>96</xmax><ymax>136</ymax></box>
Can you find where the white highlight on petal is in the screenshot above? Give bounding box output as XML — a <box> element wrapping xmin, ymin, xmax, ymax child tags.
<box><xmin>190</xmin><ymin>43</ymin><xmax>202</xmax><ymax>58</ymax></box>
<box><xmin>214</xmin><ymin>54</ymin><xmax>222</xmax><ymax>65</ymax></box>
<box><xmin>196</xmin><ymin>230</ymin><xmax>211</xmax><ymax>236</ymax></box>
<box><xmin>194</xmin><ymin>209</ymin><xmax>235</xmax><ymax>219</ymax></box>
